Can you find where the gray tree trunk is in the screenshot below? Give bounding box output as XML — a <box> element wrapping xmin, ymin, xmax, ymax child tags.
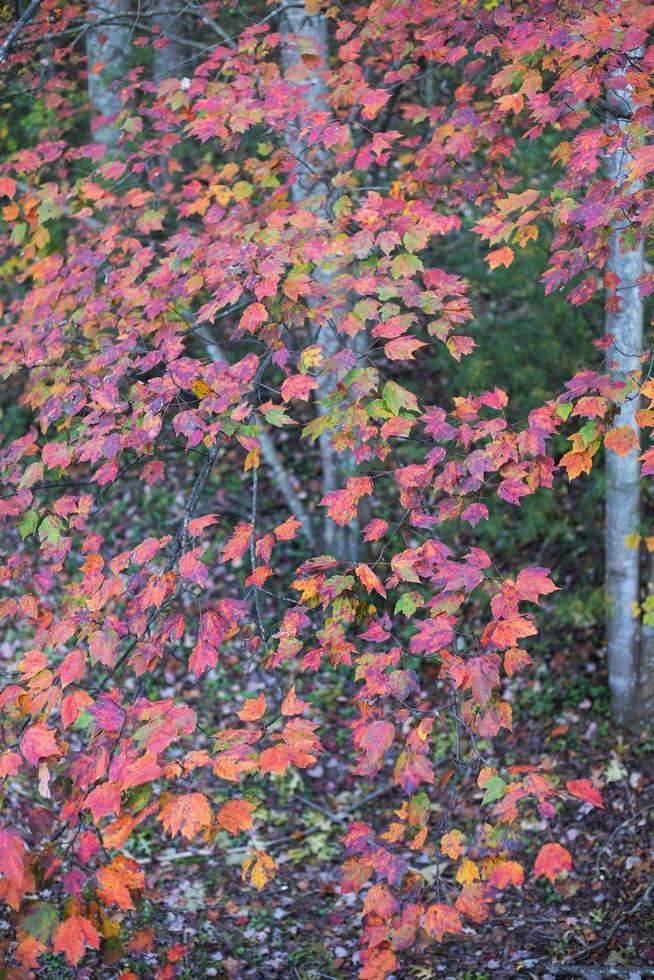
<box><xmin>280</xmin><ymin>6</ymin><xmax>361</xmax><ymax>560</ymax></box>
<box><xmin>604</xmin><ymin>57</ymin><xmax>647</xmax><ymax>728</ymax></box>
<box><xmin>152</xmin><ymin>0</ymin><xmax>188</xmax><ymax>84</ymax></box>
<box><xmin>86</xmin><ymin>0</ymin><xmax>132</xmax><ymax>145</ymax></box>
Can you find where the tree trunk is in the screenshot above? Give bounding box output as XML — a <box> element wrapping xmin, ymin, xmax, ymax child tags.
<box><xmin>604</xmin><ymin>54</ymin><xmax>647</xmax><ymax>728</ymax></box>
<box><xmin>86</xmin><ymin>0</ymin><xmax>132</xmax><ymax>145</ymax></box>
<box><xmin>280</xmin><ymin>6</ymin><xmax>361</xmax><ymax>560</ymax></box>
<box><xmin>152</xmin><ymin>0</ymin><xmax>187</xmax><ymax>84</ymax></box>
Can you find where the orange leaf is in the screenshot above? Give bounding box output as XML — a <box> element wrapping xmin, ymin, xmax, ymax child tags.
<box><xmin>423</xmin><ymin>903</ymin><xmax>462</xmax><ymax>942</ymax></box>
<box><xmin>440</xmin><ymin>829</ymin><xmax>465</xmax><ymax>860</ymax></box>
<box><xmin>355</xmin><ymin>563</ymin><xmax>387</xmax><ymax>598</ymax></box>
<box><xmin>534</xmin><ymin>842</ymin><xmax>572</xmax><ymax>883</ymax></box>
<box><xmin>217</xmin><ymin>799</ymin><xmax>255</xmax><ymax>835</ymax></box>
<box><xmin>221</xmin><ymin>523</ymin><xmax>253</xmax><ymax>564</ymax></box>
<box><xmin>604</xmin><ymin>425</ymin><xmax>639</xmax><ymax>458</ymax></box>
<box><xmin>158</xmin><ymin>792</ymin><xmax>212</xmax><ymax>840</ymax></box>
<box><xmin>281</xmin><ymin>685</ymin><xmax>309</xmax><ymax>717</ymax></box>
<box><xmin>96</xmin><ymin>856</ymin><xmax>144</xmax><ymax>909</ymax></box>
<box><xmin>237</xmin><ymin>692</ymin><xmax>266</xmax><ymax>721</ymax></box>
<box><xmin>487</xmin><ymin>246</ymin><xmax>514</xmax><ymax>270</ymax></box>
<box><xmin>53</xmin><ymin>916</ymin><xmax>100</xmax><ymax>967</ymax></box>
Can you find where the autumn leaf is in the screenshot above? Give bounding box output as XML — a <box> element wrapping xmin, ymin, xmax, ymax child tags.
<box><xmin>281</xmin><ymin>374</ymin><xmax>318</xmax><ymax>402</ymax></box>
<box><xmin>241</xmin><ymin>849</ymin><xmax>275</xmax><ymax>891</ymax></box>
<box><xmin>423</xmin><ymin>903</ymin><xmax>462</xmax><ymax>942</ymax></box>
<box><xmin>534</xmin><ymin>842</ymin><xmax>572</xmax><ymax>883</ymax></box>
<box><xmin>53</xmin><ymin>916</ymin><xmax>100</xmax><ymax>966</ymax></box>
<box><xmin>217</xmin><ymin>799</ymin><xmax>255</xmax><ymax>835</ymax></box>
<box><xmin>237</xmin><ymin>692</ymin><xmax>266</xmax><ymax>721</ymax></box>
<box><xmin>566</xmin><ymin>779</ymin><xmax>604</xmax><ymax>809</ymax></box>
<box><xmin>440</xmin><ymin>829</ymin><xmax>465</xmax><ymax>860</ymax></box>
<box><xmin>281</xmin><ymin>685</ymin><xmax>309</xmax><ymax>716</ymax></box>
<box><xmin>221</xmin><ymin>523</ymin><xmax>253</xmax><ymax>564</ymax></box>
<box><xmin>487</xmin><ymin>246</ymin><xmax>514</xmax><ymax>270</ymax></box>
<box><xmin>239</xmin><ymin>302</ymin><xmax>268</xmax><ymax>334</ymax></box>
<box><xmin>96</xmin><ymin>856</ymin><xmax>144</xmax><ymax>909</ymax></box>
<box><xmin>487</xmin><ymin>860</ymin><xmax>524</xmax><ymax>890</ymax></box>
<box><xmin>273</xmin><ymin>516</ymin><xmax>301</xmax><ymax>541</ymax></box>
<box><xmin>158</xmin><ymin>793</ymin><xmax>212</xmax><ymax>840</ymax></box>
<box><xmin>187</xmin><ymin>513</ymin><xmax>219</xmax><ymax>536</ymax></box>
<box><xmin>20</xmin><ymin>725</ymin><xmax>60</xmax><ymax>766</ymax></box>
<box><xmin>355</xmin><ymin>563</ymin><xmax>386</xmax><ymax>597</ymax></box>
<box><xmin>604</xmin><ymin>425</ymin><xmax>639</xmax><ymax>458</ymax></box>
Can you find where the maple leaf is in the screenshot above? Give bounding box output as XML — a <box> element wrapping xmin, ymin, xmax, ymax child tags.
<box><xmin>239</xmin><ymin>302</ymin><xmax>268</xmax><ymax>334</ymax></box>
<box><xmin>217</xmin><ymin>799</ymin><xmax>255</xmax><ymax>835</ymax></box>
<box><xmin>534</xmin><ymin>842</ymin><xmax>572</xmax><ymax>883</ymax></box>
<box><xmin>504</xmin><ymin>648</ymin><xmax>533</xmax><ymax>676</ymax></box>
<box><xmin>0</xmin><ymin>177</ymin><xmax>17</xmax><ymax>198</ymax></box>
<box><xmin>53</xmin><ymin>916</ymin><xmax>100</xmax><ymax>967</ymax></box>
<box><xmin>241</xmin><ymin>849</ymin><xmax>275</xmax><ymax>891</ymax></box>
<box><xmin>273</xmin><ymin>516</ymin><xmax>301</xmax><ymax>541</ymax></box>
<box><xmin>96</xmin><ymin>856</ymin><xmax>144</xmax><ymax>909</ymax></box>
<box><xmin>384</xmin><ymin>336</ymin><xmax>428</xmax><ymax>360</ymax></box>
<box><xmin>281</xmin><ymin>685</ymin><xmax>309</xmax><ymax>716</ymax></box>
<box><xmin>355</xmin><ymin>563</ymin><xmax>386</xmax><ymax>597</ymax></box>
<box><xmin>281</xmin><ymin>374</ymin><xmax>318</xmax><ymax>402</ymax></box>
<box><xmin>440</xmin><ymin>829</ymin><xmax>465</xmax><ymax>860</ymax></box>
<box><xmin>187</xmin><ymin>513</ymin><xmax>219</xmax><ymax>536</ymax></box>
<box><xmin>423</xmin><ymin>904</ymin><xmax>462</xmax><ymax>942</ymax></box>
<box><xmin>158</xmin><ymin>792</ymin><xmax>212</xmax><ymax>840</ymax></box>
<box><xmin>363</xmin><ymin>518</ymin><xmax>388</xmax><ymax>541</ymax></box>
<box><xmin>221</xmin><ymin>523</ymin><xmax>253</xmax><ymax>563</ymax></box>
<box><xmin>20</xmin><ymin>725</ymin><xmax>60</xmax><ymax>766</ymax></box>
<box><xmin>487</xmin><ymin>860</ymin><xmax>524</xmax><ymax>890</ymax></box>
<box><xmin>566</xmin><ymin>779</ymin><xmax>604</xmax><ymax>809</ymax></box>
<box><xmin>604</xmin><ymin>425</ymin><xmax>639</xmax><ymax>457</ymax></box>
<box><xmin>237</xmin><ymin>692</ymin><xmax>266</xmax><ymax>721</ymax></box>
<box><xmin>515</xmin><ymin>567</ymin><xmax>558</xmax><ymax>603</ymax></box>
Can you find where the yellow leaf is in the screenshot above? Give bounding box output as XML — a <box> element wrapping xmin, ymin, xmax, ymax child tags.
<box><xmin>191</xmin><ymin>380</ymin><xmax>212</xmax><ymax>399</ymax></box>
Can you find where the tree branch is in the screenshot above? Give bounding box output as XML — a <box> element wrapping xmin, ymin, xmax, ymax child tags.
<box><xmin>0</xmin><ymin>0</ymin><xmax>43</xmax><ymax>63</ymax></box>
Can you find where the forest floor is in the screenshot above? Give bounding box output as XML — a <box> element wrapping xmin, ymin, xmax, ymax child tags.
<box><xmin>22</xmin><ymin>626</ymin><xmax>654</xmax><ymax>980</ymax></box>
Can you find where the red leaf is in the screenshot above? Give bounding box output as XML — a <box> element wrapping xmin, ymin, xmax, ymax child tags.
<box><xmin>273</xmin><ymin>516</ymin><xmax>302</xmax><ymax>541</ymax></box>
<box><xmin>515</xmin><ymin>567</ymin><xmax>558</xmax><ymax>603</ymax></box>
<box><xmin>53</xmin><ymin>916</ymin><xmax>100</xmax><ymax>966</ymax></box>
<box><xmin>281</xmin><ymin>374</ymin><xmax>318</xmax><ymax>402</ymax></box>
<box><xmin>0</xmin><ymin>177</ymin><xmax>17</xmax><ymax>198</ymax></box>
<box><xmin>239</xmin><ymin>302</ymin><xmax>268</xmax><ymax>334</ymax></box>
<box><xmin>221</xmin><ymin>523</ymin><xmax>253</xmax><ymax>563</ymax></box>
<box><xmin>187</xmin><ymin>513</ymin><xmax>219</xmax><ymax>536</ymax></box>
<box><xmin>566</xmin><ymin>779</ymin><xmax>604</xmax><ymax>809</ymax></box>
<box><xmin>20</xmin><ymin>724</ymin><xmax>60</xmax><ymax>766</ymax></box>
<box><xmin>534</xmin><ymin>842</ymin><xmax>572</xmax><ymax>882</ymax></box>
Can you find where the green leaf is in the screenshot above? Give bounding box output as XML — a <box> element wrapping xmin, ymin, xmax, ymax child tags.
<box><xmin>19</xmin><ymin>901</ymin><xmax>59</xmax><ymax>943</ymax></box>
<box><xmin>19</xmin><ymin>510</ymin><xmax>39</xmax><ymax>540</ymax></box>
<box><xmin>482</xmin><ymin>776</ymin><xmax>506</xmax><ymax>805</ymax></box>
<box><xmin>395</xmin><ymin>592</ymin><xmax>424</xmax><ymax>616</ymax></box>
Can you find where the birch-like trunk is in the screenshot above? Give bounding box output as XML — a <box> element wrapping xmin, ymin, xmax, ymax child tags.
<box><xmin>604</xmin><ymin>60</ymin><xmax>646</xmax><ymax>727</ymax></box>
<box><xmin>280</xmin><ymin>6</ymin><xmax>361</xmax><ymax>560</ymax></box>
<box><xmin>86</xmin><ymin>0</ymin><xmax>132</xmax><ymax>145</ymax></box>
